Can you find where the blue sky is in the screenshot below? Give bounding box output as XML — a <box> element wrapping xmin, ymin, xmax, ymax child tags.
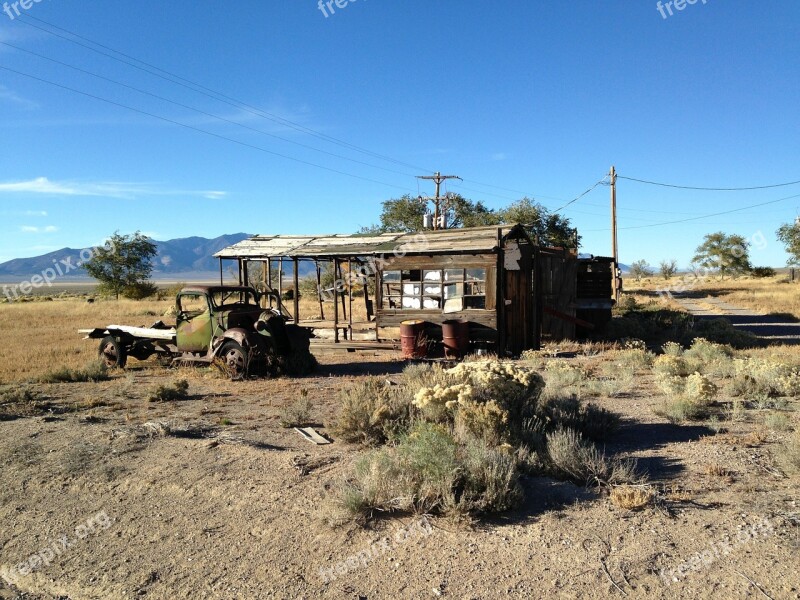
<box><xmin>0</xmin><ymin>0</ymin><xmax>798</xmax><ymax>267</ymax></box>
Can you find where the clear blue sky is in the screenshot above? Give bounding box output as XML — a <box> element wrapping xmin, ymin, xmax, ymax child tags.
<box><xmin>0</xmin><ymin>0</ymin><xmax>798</xmax><ymax>267</ymax></box>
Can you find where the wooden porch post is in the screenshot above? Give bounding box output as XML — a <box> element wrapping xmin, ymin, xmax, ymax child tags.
<box><xmin>293</xmin><ymin>258</ymin><xmax>300</xmax><ymax>325</ymax></box>
<box><xmin>316</xmin><ymin>260</ymin><xmax>325</xmax><ymax>320</ymax></box>
<box><xmin>333</xmin><ymin>258</ymin><xmax>340</xmax><ymax>343</ymax></box>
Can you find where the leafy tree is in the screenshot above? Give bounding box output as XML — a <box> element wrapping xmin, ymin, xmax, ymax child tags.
<box><xmin>498</xmin><ymin>198</ymin><xmax>579</xmax><ymax>248</ymax></box>
<box><xmin>629</xmin><ymin>260</ymin><xmax>653</xmax><ymax>282</ymax></box>
<box><xmin>751</xmin><ymin>266</ymin><xmax>776</xmax><ymax>278</ymax></box>
<box><xmin>659</xmin><ymin>259</ymin><xmax>678</xmax><ymax>280</ymax></box>
<box><xmin>363</xmin><ymin>195</ymin><xmax>578</xmax><ymax>248</ymax></box>
<box><xmin>777</xmin><ymin>220</ymin><xmax>800</xmax><ymax>267</ymax></box>
<box><xmin>692</xmin><ymin>232</ymin><xmax>752</xmax><ymax>279</ymax></box>
<box><xmin>84</xmin><ymin>231</ymin><xmax>158</xmax><ymax>300</ymax></box>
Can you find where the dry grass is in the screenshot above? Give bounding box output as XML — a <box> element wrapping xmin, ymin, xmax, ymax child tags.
<box><xmin>609</xmin><ymin>485</ymin><xmax>654</xmax><ymax>511</ymax></box>
<box><xmin>0</xmin><ymin>297</ymin><xmax>172</xmax><ymax>383</ymax></box>
<box><xmin>705</xmin><ymin>462</ymin><xmax>735</xmax><ymax>483</ymax></box>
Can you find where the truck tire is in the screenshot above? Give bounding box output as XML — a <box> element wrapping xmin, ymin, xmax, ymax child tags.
<box><xmin>99</xmin><ymin>335</ymin><xmax>127</xmax><ymax>369</ymax></box>
<box><xmin>219</xmin><ymin>340</ymin><xmax>247</xmax><ymax>380</ymax></box>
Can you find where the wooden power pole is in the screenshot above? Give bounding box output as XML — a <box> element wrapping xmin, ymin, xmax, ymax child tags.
<box><xmin>610</xmin><ymin>165</ymin><xmax>620</xmax><ymax>301</ymax></box>
<box><xmin>417</xmin><ymin>172</ymin><xmax>462</xmax><ymax>229</ymax></box>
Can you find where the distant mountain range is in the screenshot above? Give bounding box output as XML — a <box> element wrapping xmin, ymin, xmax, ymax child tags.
<box><xmin>0</xmin><ymin>233</ymin><xmax>252</xmax><ymax>280</ymax></box>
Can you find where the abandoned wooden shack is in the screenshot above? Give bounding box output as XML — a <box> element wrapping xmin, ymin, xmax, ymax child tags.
<box><xmin>214</xmin><ymin>224</ymin><xmax>581</xmax><ymax>356</ymax></box>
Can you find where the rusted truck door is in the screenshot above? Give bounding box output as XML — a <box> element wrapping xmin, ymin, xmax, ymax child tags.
<box><xmin>176</xmin><ymin>292</ymin><xmax>214</xmax><ymax>353</ymax></box>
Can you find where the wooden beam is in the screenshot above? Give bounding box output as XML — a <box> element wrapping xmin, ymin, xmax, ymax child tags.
<box><xmin>267</xmin><ymin>258</ymin><xmax>273</xmax><ymax>309</ymax></box>
<box><xmin>316</xmin><ymin>261</ymin><xmax>325</xmax><ymax>320</ymax></box>
<box><xmin>333</xmin><ymin>258</ymin><xmax>340</xmax><ymax>343</ymax></box>
<box><xmin>293</xmin><ymin>258</ymin><xmax>300</xmax><ymax>324</ymax></box>
<box><xmin>348</xmin><ymin>258</ymin><xmax>353</xmax><ymax>340</ymax></box>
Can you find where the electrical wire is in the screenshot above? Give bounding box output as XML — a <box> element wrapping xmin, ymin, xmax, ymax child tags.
<box><xmin>17</xmin><ymin>14</ymin><xmax>567</xmax><ymax>204</ymax></box>
<box><xmin>0</xmin><ymin>64</ymin><xmax>415</xmax><ymax>193</ymax></box>
<box><xmin>552</xmin><ymin>178</ymin><xmax>608</xmax><ymax>213</ymax></box>
<box><xmin>581</xmin><ymin>192</ymin><xmax>800</xmax><ymax>232</ymax></box>
<box><xmin>0</xmin><ymin>40</ymin><xmax>419</xmax><ymax>179</ymax></box>
<box><xmin>617</xmin><ymin>175</ymin><xmax>800</xmax><ymax>191</ymax></box>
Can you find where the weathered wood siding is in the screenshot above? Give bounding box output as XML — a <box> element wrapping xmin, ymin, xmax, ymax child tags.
<box><xmin>539</xmin><ymin>248</ymin><xmax>578</xmax><ymax>341</ymax></box>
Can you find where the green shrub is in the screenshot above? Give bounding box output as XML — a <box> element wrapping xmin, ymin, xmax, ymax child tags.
<box><xmin>332</xmin><ymin>423</ymin><xmax>522</xmax><ymax>521</ymax></box>
<box><xmin>783</xmin><ymin>429</ymin><xmax>800</xmax><ymax>474</ymax></box>
<box><xmin>279</xmin><ymin>390</ymin><xmax>313</xmax><ymax>427</ymax></box>
<box><xmin>39</xmin><ymin>360</ymin><xmax>109</xmax><ymax>384</ymax></box>
<box><xmin>729</xmin><ymin>358</ymin><xmax>800</xmax><ymax>399</ymax></box>
<box><xmin>332</xmin><ymin>378</ymin><xmax>413</xmax><ymax>446</ymax></box>
<box><xmin>655</xmin><ymin>397</ymin><xmax>710</xmax><ymax>422</ymax></box>
<box><xmin>545</xmin><ymin>428</ymin><xmax>640</xmax><ymax>486</ymax></box>
<box><xmin>653</xmin><ymin>355</ymin><xmax>690</xmax><ymax>377</ymax></box>
<box><xmin>148</xmin><ymin>379</ymin><xmax>189</xmax><ymax>402</ymax></box>
<box><xmin>751</xmin><ymin>266</ymin><xmax>776</xmax><ymax>278</ymax></box>
<box><xmin>536</xmin><ymin>396</ymin><xmax>620</xmax><ymax>442</ymax></box>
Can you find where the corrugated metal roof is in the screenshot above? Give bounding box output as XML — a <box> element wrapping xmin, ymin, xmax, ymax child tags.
<box><xmin>214</xmin><ymin>225</ymin><xmax>527</xmax><ymax>259</ymax></box>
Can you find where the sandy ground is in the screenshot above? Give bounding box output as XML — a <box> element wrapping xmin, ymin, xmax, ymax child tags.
<box><xmin>1</xmin><ymin>353</ymin><xmax>799</xmax><ymax>600</ymax></box>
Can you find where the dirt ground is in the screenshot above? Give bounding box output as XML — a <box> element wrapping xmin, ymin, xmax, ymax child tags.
<box><xmin>1</xmin><ymin>349</ymin><xmax>799</xmax><ymax>600</ymax></box>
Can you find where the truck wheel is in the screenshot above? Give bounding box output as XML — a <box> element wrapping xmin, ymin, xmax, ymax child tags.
<box><xmin>219</xmin><ymin>341</ymin><xmax>247</xmax><ymax>380</ymax></box>
<box><xmin>99</xmin><ymin>335</ymin><xmax>127</xmax><ymax>369</ymax></box>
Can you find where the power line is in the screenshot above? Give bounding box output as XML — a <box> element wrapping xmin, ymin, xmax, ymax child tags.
<box><xmin>17</xmin><ymin>14</ymin><xmax>433</xmax><ymax>175</ymax></box>
<box><xmin>617</xmin><ymin>174</ymin><xmax>800</xmax><ymax>191</ymax></box>
<box><xmin>16</xmin><ymin>14</ymin><xmax>566</xmax><ymax>205</ymax></box>
<box><xmin>0</xmin><ymin>40</ymin><xmax>418</xmax><ymax>179</ymax></box>
<box><xmin>552</xmin><ymin>177</ymin><xmax>608</xmax><ymax>213</ymax></box>
<box><xmin>582</xmin><ymin>191</ymin><xmax>800</xmax><ymax>232</ymax></box>
<box><xmin>0</xmin><ymin>64</ymin><xmax>415</xmax><ymax>193</ymax></box>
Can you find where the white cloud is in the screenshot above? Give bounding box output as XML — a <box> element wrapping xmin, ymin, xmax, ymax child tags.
<box><xmin>491</xmin><ymin>153</ymin><xmax>508</xmax><ymax>161</ymax></box>
<box><xmin>0</xmin><ymin>85</ymin><xmax>39</xmax><ymax>110</ymax></box>
<box><xmin>0</xmin><ymin>209</ymin><xmax>48</xmax><ymax>217</ymax></box>
<box><xmin>0</xmin><ymin>177</ymin><xmax>228</xmax><ymax>199</ymax></box>
<box><xmin>19</xmin><ymin>225</ymin><xmax>59</xmax><ymax>233</ymax></box>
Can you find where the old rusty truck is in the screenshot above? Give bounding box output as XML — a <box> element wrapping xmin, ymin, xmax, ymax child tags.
<box><xmin>80</xmin><ymin>286</ymin><xmax>313</xmax><ymax>379</ymax></box>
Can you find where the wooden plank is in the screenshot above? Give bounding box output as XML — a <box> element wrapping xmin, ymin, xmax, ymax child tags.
<box><xmin>293</xmin><ymin>258</ymin><xmax>300</xmax><ymax>325</ymax></box>
<box><xmin>295</xmin><ymin>427</ymin><xmax>331</xmax><ymax>445</ymax></box>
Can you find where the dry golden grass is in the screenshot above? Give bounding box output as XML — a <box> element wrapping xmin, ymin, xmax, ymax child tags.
<box><xmin>630</xmin><ymin>275</ymin><xmax>800</xmax><ymax>320</ymax></box>
<box><xmin>0</xmin><ymin>297</ymin><xmax>172</xmax><ymax>383</ymax></box>
<box><xmin>609</xmin><ymin>485</ymin><xmax>653</xmax><ymax>511</ymax></box>
<box><xmin>705</xmin><ymin>462</ymin><xmax>735</xmax><ymax>483</ymax></box>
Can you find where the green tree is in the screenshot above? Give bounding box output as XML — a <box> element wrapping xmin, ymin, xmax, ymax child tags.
<box><xmin>630</xmin><ymin>260</ymin><xmax>653</xmax><ymax>282</ymax></box>
<box><xmin>777</xmin><ymin>220</ymin><xmax>800</xmax><ymax>267</ymax></box>
<box><xmin>497</xmin><ymin>198</ymin><xmax>579</xmax><ymax>248</ymax></box>
<box><xmin>84</xmin><ymin>231</ymin><xmax>158</xmax><ymax>300</ymax></box>
<box><xmin>692</xmin><ymin>232</ymin><xmax>752</xmax><ymax>279</ymax></box>
<box><xmin>363</xmin><ymin>195</ymin><xmax>578</xmax><ymax>248</ymax></box>
<box><xmin>659</xmin><ymin>259</ymin><xmax>678</xmax><ymax>280</ymax></box>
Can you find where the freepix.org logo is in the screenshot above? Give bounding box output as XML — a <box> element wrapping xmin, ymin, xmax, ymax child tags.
<box><xmin>656</xmin><ymin>0</ymin><xmax>708</xmax><ymax>20</ymax></box>
<box><xmin>3</xmin><ymin>0</ymin><xmax>46</xmax><ymax>21</ymax></box>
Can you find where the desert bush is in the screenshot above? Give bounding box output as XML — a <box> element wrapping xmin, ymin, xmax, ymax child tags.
<box><xmin>279</xmin><ymin>389</ymin><xmax>313</xmax><ymax>428</ymax></box>
<box><xmin>662</xmin><ymin>341</ymin><xmax>684</xmax><ymax>357</ymax></box>
<box><xmin>655</xmin><ymin>397</ymin><xmax>710</xmax><ymax>422</ymax></box>
<box><xmin>39</xmin><ymin>360</ymin><xmax>109</xmax><ymax>384</ymax></box>
<box><xmin>457</xmin><ymin>440</ymin><xmax>522</xmax><ymax>513</ymax></box>
<box><xmin>543</xmin><ymin>360</ymin><xmax>588</xmax><ymax>395</ymax></box>
<box><xmin>782</xmin><ymin>429</ymin><xmax>800</xmax><ymax>474</ymax></box>
<box><xmin>609</xmin><ymin>348</ymin><xmax>654</xmax><ymax>372</ymax></box>
<box><xmin>653</xmin><ymin>355</ymin><xmax>690</xmax><ymax>377</ymax></box>
<box><xmin>610</xmin><ymin>485</ymin><xmax>654</xmax><ymax>511</ymax></box>
<box><xmin>413</xmin><ymin>361</ymin><xmax>545</xmax><ymax>445</ymax></box>
<box><xmin>148</xmin><ymin>379</ymin><xmax>189</xmax><ymax>402</ymax></box>
<box><xmin>764</xmin><ymin>412</ymin><xmax>791</xmax><ymax>432</ymax></box>
<box><xmin>683</xmin><ymin>318</ymin><xmax>758</xmax><ymax>349</ymax></box>
<box><xmin>332</xmin><ymin>378</ymin><xmax>413</xmax><ymax>446</ymax></box>
<box><xmin>332</xmin><ymin>423</ymin><xmax>521</xmax><ymax>520</ymax></box>
<box><xmin>545</xmin><ymin>428</ymin><xmax>640</xmax><ymax>487</ymax></box>
<box><xmin>536</xmin><ymin>396</ymin><xmax>620</xmax><ymax>442</ymax></box>
<box><xmin>729</xmin><ymin>358</ymin><xmax>800</xmax><ymax>399</ymax></box>
<box><xmin>684</xmin><ymin>372</ymin><xmax>718</xmax><ymax>404</ymax></box>
<box><xmin>683</xmin><ymin>337</ymin><xmax>735</xmax><ymax>375</ymax></box>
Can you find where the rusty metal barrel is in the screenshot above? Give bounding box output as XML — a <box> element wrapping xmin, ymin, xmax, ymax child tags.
<box><xmin>442</xmin><ymin>319</ymin><xmax>470</xmax><ymax>359</ymax></box>
<box><xmin>400</xmin><ymin>320</ymin><xmax>427</xmax><ymax>359</ymax></box>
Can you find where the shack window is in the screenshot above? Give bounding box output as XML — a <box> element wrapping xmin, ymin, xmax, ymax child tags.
<box><xmin>381</xmin><ymin>267</ymin><xmax>487</xmax><ymax>310</ymax></box>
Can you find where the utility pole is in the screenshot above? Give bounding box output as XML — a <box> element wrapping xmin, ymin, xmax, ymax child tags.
<box><xmin>417</xmin><ymin>172</ymin><xmax>462</xmax><ymax>229</ymax></box>
<box><xmin>610</xmin><ymin>165</ymin><xmax>620</xmax><ymax>302</ymax></box>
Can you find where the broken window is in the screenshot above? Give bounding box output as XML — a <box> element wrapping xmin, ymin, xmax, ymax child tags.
<box><xmin>381</xmin><ymin>267</ymin><xmax>486</xmax><ymax>310</ymax></box>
